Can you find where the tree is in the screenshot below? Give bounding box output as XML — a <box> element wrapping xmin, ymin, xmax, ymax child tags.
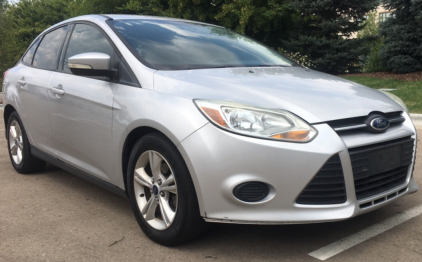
<box><xmin>0</xmin><ymin>0</ymin><xmax>71</xmax><ymax>76</ymax></box>
<box><xmin>166</xmin><ymin>0</ymin><xmax>222</xmax><ymax>22</ymax></box>
<box><xmin>116</xmin><ymin>0</ymin><xmax>168</xmax><ymax>16</ymax></box>
<box><xmin>68</xmin><ymin>0</ymin><xmax>128</xmax><ymax>16</ymax></box>
<box><xmin>215</xmin><ymin>0</ymin><xmax>294</xmax><ymax>50</ymax></box>
<box><xmin>282</xmin><ymin>0</ymin><xmax>379</xmax><ymax>74</ymax></box>
<box><xmin>0</xmin><ymin>0</ymin><xmax>11</xmax><ymax>78</ymax></box>
<box><xmin>357</xmin><ymin>11</ymin><xmax>387</xmax><ymax>73</ymax></box>
<box><xmin>379</xmin><ymin>0</ymin><xmax>422</xmax><ymax>73</ymax></box>
<box><xmin>357</xmin><ymin>11</ymin><xmax>379</xmax><ymax>39</ymax></box>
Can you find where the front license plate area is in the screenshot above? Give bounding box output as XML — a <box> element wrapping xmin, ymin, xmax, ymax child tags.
<box><xmin>369</xmin><ymin>145</ymin><xmax>402</xmax><ymax>174</ymax></box>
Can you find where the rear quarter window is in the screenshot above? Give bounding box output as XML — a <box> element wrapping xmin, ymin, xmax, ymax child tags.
<box><xmin>22</xmin><ymin>39</ymin><xmax>41</xmax><ymax>65</ymax></box>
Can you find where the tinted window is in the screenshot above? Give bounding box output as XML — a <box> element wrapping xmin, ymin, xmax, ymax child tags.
<box><xmin>63</xmin><ymin>24</ymin><xmax>114</xmax><ymax>73</ymax></box>
<box><xmin>22</xmin><ymin>39</ymin><xmax>40</xmax><ymax>65</ymax></box>
<box><xmin>119</xmin><ymin>61</ymin><xmax>135</xmax><ymax>86</ymax></box>
<box><xmin>110</xmin><ymin>19</ymin><xmax>295</xmax><ymax>70</ymax></box>
<box><xmin>33</xmin><ymin>26</ymin><xmax>68</xmax><ymax>70</ymax></box>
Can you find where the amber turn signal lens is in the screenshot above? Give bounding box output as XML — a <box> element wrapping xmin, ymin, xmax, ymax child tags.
<box><xmin>272</xmin><ymin>130</ymin><xmax>310</xmax><ymax>141</ymax></box>
<box><xmin>201</xmin><ymin>107</ymin><xmax>228</xmax><ymax>127</ymax></box>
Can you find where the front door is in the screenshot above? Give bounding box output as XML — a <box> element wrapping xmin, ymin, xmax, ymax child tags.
<box><xmin>47</xmin><ymin>23</ymin><xmax>118</xmax><ymax>182</ymax></box>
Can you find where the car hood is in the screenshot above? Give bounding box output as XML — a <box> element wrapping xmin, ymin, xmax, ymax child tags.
<box><xmin>153</xmin><ymin>67</ymin><xmax>403</xmax><ymax>123</ymax></box>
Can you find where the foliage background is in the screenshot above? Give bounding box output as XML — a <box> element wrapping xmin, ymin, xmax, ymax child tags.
<box><xmin>1</xmin><ymin>0</ymin><xmax>412</xmax><ymax>80</ymax></box>
<box><xmin>379</xmin><ymin>0</ymin><xmax>422</xmax><ymax>73</ymax></box>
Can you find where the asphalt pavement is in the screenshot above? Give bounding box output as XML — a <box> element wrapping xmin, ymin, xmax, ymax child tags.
<box><xmin>1</xmin><ymin>109</ymin><xmax>421</xmax><ymax>262</ymax></box>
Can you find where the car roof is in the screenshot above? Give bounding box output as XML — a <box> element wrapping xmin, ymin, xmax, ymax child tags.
<box><xmin>38</xmin><ymin>14</ymin><xmax>223</xmax><ymax>41</ymax></box>
<box><xmin>61</xmin><ymin>14</ymin><xmax>221</xmax><ymax>28</ymax></box>
<box><xmin>105</xmin><ymin>14</ymin><xmax>222</xmax><ymax>27</ymax></box>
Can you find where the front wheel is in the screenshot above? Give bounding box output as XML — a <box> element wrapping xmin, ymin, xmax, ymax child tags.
<box><xmin>127</xmin><ymin>133</ymin><xmax>209</xmax><ymax>246</ymax></box>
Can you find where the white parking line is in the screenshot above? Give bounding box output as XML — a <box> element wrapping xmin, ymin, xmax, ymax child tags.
<box><xmin>309</xmin><ymin>204</ymin><xmax>422</xmax><ymax>261</ymax></box>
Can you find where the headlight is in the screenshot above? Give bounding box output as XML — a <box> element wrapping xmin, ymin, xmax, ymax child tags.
<box><xmin>194</xmin><ymin>100</ymin><xmax>317</xmax><ymax>142</ymax></box>
<box><xmin>380</xmin><ymin>90</ymin><xmax>408</xmax><ymax>113</ymax></box>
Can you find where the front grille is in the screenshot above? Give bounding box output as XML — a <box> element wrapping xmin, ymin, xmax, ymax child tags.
<box><xmin>349</xmin><ymin>137</ymin><xmax>414</xmax><ymax>200</ymax></box>
<box><xmin>327</xmin><ymin>111</ymin><xmax>404</xmax><ymax>133</ymax></box>
<box><xmin>296</xmin><ymin>155</ymin><xmax>346</xmax><ymax>205</ymax></box>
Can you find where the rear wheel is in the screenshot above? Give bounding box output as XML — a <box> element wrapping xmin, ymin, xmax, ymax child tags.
<box><xmin>6</xmin><ymin>111</ymin><xmax>46</xmax><ymax>173</ymax></box>
<box><xmin>127</xmin><ymin>133</ymin><xmax>209</xmax><ymax>246</ymax></box>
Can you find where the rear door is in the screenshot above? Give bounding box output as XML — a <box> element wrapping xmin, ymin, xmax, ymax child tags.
<box><xmin>47</xmin><ymin>23</ymin><xmax>118</xmax><ymax>183</ymax></box>
<box><xmin>17</xmin><ymin>26</ymin><xmax>69</xmax><ymax>155</ymax></box>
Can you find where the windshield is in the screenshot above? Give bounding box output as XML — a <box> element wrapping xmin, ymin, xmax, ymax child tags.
<box><xmin>109</xmin><ymin>19</ymin><xmax>295</xmax><ymax>70</ymax></box>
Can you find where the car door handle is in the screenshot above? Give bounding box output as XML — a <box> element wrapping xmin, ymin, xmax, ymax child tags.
<box><xmin>52</xmin><ymin>85</ymin><xmax>65</xmax><ymax>95</ymax></box>
<box><xmin>17</xmin><ymin>79</ymin><xmax>26</xmax><ymax>85</ymax></box>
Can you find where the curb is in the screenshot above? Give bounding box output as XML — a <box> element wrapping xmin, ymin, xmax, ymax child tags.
<box><xmin>410</xmin><ymin>113</ymin><xmax>422</xmax><ymax>128</ymax></box>
<box><xmin>410</xmin><ymin>113</ymin><xmax>422</xmax><ymax>121</ymax></box>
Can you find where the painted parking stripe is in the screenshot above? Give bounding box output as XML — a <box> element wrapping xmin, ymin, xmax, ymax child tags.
<box><xmin>309</xmin><ymin>204</ymin><xmax>422</xmax><ymax>261</ymax></box>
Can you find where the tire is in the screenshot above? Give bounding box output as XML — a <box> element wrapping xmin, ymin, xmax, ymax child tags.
<box><xmin>6</xmin><ymin>111</ymin><xmax>46</xmax><ymax>174</ymax></box>
<box><xmin>127</xmin><ymin>133</ymin><xmax>209</xmax><ymax>246</ymax></box>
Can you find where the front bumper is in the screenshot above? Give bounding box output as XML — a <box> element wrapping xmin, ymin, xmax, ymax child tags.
<box><xmin>177</xmin><ymin>113</ymin><xmax>418</xmax><ymax>224</ymax></box>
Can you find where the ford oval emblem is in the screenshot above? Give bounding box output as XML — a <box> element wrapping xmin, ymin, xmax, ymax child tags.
<box><xmin>370</xmin><ymin>117</ymin><xmax>390</xmax><ymax>131</ymax></box>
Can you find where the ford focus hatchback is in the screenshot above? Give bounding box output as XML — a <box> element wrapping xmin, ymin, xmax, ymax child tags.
<box><xmin>2</xmin><ymin>15</ymin><xmax>418</xmax><ymax>246</ymax></box>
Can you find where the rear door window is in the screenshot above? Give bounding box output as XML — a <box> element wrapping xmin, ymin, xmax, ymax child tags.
<box><xmin>63</xmin><ymin>24</ymin><xmax>114</xmax><ymax>73</ymax></box>
<box><xmin>33</xmin><ymin>26</ymin><xmax>68</xmax><ymax>70</ymax></box>
<box><xmin>22</xmin><ymin>39</ymin><xmax>41</xmax><ymax>65</ymax></box>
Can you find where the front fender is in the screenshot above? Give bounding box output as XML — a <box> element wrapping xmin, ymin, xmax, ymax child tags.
<box><xmin>111</xmin><ymin>84</ymin><xmax>208</xmax><ymax>190</ymax></box>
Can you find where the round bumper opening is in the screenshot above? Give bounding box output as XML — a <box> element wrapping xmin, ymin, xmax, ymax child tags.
<box><xmin>233</xmin><ymin>182</ymin><xmax>270</xmax><ymax>202</ymax></box>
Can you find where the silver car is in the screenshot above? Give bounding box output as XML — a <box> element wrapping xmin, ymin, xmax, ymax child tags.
<box><xmin>2</xmin><ymin>15</ymin><xmax>418</xmax><ymax>245</ymax></box>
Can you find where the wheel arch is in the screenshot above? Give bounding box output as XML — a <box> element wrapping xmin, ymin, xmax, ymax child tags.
<box><xmin>3</xmin><ymin>104</ymin><xmax>17</xmax><ymax>138</ymax></box>
<box><xmin>121</xmin><ymin>126</ymin><xmax>173</xmax><ymax>196</ymax></box>
<box><xmin>120</xmin><ymin>123</ymin><xmax>204</xmax><ymax>213</ymax></box>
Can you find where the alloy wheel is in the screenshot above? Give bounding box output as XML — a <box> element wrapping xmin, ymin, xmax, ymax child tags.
<box><xmin>133</xmin><ymin>150</ymin><xmax>178</xmax><ymax>230</ymax></box>
<box><xmin>9</xmin><ymin>120</ymin><xmax>24</xmax><ymax>165</ymax></box>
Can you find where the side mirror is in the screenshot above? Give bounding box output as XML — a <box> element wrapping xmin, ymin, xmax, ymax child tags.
<box><xmin>68</xmin><ymin>52</ymin><xmax>117</xmax><ymax>78</ymax></box>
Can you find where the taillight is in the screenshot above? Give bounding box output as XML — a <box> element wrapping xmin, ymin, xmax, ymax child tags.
<box><xmin>3</xmin><ymin>69</ymin><xmax>8</xmax><ymax>81</ymax></box>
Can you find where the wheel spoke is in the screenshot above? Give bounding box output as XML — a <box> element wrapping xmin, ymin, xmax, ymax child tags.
<box><xmin>159</xmin><ymin>195</ymin><xmax>175</xmax><ymax>226</ymax></box>
<box><xmin>15</xmin><ymin>124</ymin><xmax>22</xmax><ymax>137</ymax></box>
<box><xmin>16</xmin><ymin>148</ymin><xmax>22</xmax><ymax>163</ymax></box>
<box><xmin>11</xmin><ymin>144</ymin><xmax>18</xmax><ymax>155</ymax></box>
<box><xmin>134</xmin><ymin>168</ymin><xmax>153</xmax><ymax>188</ymax></box>
<box><xmin>142</xmin><ymin>197</ymin><xmax>158</xmax><ymax>221</ymax></box>
<box><xmin>149</xmin><ymin>151</ymin><xmax>162</xmax><ymax>181</ymax></box>
<box><xmin>161</xmin><ymin>174</ymin><xmax>177</xmax><ymax>194</ymax></box>
<box><xmin>161</xmin><ymin>174</ymin><xmax>175</xmax><ymax>187</ymax></box>
<box><xmin>9</xmin><ymin>126</ymin><xmax>17</xmax><ymax>139</ymax></box>
<box><xmin>161</xmin><ymin>185</ymin><xmax>177</xmax><ymax>194</ymax></box>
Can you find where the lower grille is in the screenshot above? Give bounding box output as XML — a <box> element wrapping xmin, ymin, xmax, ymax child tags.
<box><xmin>349</xmin><ymin>137</ymin><xmax>414</xmax><ymax>200</ymax></box>
<box><xmin>354</xmin><ymin>166</ymin><xmax>408</xmax><ymax>200</ymax></box>
<box><xmin>296</xmin><ymin>155</ymin><xmax>346</xmax><ymax>205</ymax></box>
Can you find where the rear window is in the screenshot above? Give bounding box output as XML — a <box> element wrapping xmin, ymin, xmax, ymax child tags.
<box><xmin>109</xmin><ymin>19</ymin><xmax>295</xmax><ymax>70</ymax></box>
<box><xmin>33</xmin><ymin>26</ymin><xmax>68</xmax><ymax>70</ymax></box>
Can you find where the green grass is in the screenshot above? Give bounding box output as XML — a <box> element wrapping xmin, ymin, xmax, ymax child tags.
<box><xmin>343</xmin><ymin>76</ymin><xmax>422</xmax><ymax>114</ymax></box>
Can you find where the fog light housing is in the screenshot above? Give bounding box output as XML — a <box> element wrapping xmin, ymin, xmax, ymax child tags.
<box><xmin>233</xmin><ymin>182</ymin><xmax>269</xmax><ymax>202</ymax></box>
